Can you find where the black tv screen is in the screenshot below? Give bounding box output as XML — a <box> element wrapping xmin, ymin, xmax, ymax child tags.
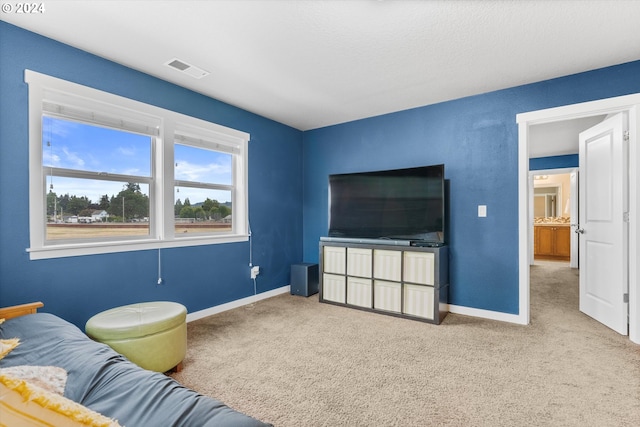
<box><xmin>328</xmin><ymin>164</ymin><xmax>445</xmax><ymax>244</ymax></box>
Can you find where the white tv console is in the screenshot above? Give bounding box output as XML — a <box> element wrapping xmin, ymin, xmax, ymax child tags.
<box><xmin>319</xmin><ymin>240</ymin><xmax>449</xmax><ymax>324</ymax></box>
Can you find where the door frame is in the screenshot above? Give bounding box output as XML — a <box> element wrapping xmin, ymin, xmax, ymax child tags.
<box><xmin>517</xmin><ymin>94</ymin><xmax>640</xmax><ymax>344</ymax></box>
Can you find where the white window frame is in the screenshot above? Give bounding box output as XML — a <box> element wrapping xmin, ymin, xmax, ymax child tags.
<box><xmin>26</xmin><ymin>70</ymin><xmax>249</xmax><ymax>260</ymax></box>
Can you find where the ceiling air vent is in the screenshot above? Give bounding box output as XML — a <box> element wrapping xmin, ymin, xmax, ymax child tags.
<box><xmin>165</xmin><ymin>58</ymin><xmax>210</xmax><ymax>79</ymax></box>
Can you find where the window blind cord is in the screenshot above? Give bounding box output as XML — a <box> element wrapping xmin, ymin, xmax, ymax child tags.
<box><xmin>248</xmin><ymin>222</ymin><xmax>257</xmax><ymax>296</ymax></box>
<box><xmin>157</xmin><ymin>248</ymin><xmax>163</xmax><ymax>285</ymax></box>
<box><xmin>248</xmin><ymin>221</ymin><xmax>253</xmax><ymax>267</ymax></box>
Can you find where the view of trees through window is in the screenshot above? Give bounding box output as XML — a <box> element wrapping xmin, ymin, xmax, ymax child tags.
<box><xmin>46</xmin><ymin>181</ymin><xmax>232</xmax><ymax>240</ymax></box>
<box><xmin>43</xmin><ymin>116</ymin><xmax>233</xmax><ymax>241</ymax></box>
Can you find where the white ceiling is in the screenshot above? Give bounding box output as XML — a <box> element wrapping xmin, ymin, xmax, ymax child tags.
<box><xmin>528</xmin><ymin>115</ymin><xmax>607</xmax><ymax>158</ymax></box>
<box><xmin>3</xmin><ymin>1</ymin><xmax>640</xmax><ymax>145</ymax></box>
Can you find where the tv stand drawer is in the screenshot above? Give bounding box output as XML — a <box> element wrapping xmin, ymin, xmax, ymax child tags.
<box><xmin>323</xmin><ymin>246</ymin><xmax>346</xmax><ymax>275</ymax></box>
<box><xmin>322</xmin><ymin>273</ymin><xmax>346</xmax><ymax>304</ymax></box>
<box><xmin>403</xmin><ymin>252</ymin><xmax>435</xmax><ymax>285</ymax></box>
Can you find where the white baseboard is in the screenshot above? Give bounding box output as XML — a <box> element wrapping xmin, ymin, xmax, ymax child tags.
<box><xmin>186</xmin><ymin>287</ymin><xmax>528</xmax><ymax>326</ymax></box>
<box><xmin>186</xmin><ymin>285</ymin><xmax>291</xmax><ymax>323</ymax></box>
<box><xmin>447</xmin><ymin>304</ymin><xmax>528</xmax><ymax>325</ymax></box>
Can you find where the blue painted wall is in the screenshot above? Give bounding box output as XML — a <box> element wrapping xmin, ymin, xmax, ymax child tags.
<box><xmin>0</xmin><ymin>22</ymin><xmax>303</xmax><ymax>327</ymax></box>
<box><xmin>302</xmin><ymin>60</ymin><xmax>640</xmax><ymax>315</ymax></box>
<box><xmin>530</xmin><ymin>154</ymin><xmax>578</xmax><ymax>171</ymax></box>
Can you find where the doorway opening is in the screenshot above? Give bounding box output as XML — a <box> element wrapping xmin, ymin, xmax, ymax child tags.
<box><xmin>516</xmin><ymin>94</ymin><xmax>640</xmax><ymax>344</ymax></box>
<box><xmin>530</xmin><ymin>166</ymin><xmax>579</xmax><ymax>325</ymax></box>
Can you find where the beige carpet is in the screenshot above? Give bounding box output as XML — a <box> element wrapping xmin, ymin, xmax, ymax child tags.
<box><xmin>172</xmin><ymin>262</ymin><xmax>640</xmax><ymax>426</ymax></box>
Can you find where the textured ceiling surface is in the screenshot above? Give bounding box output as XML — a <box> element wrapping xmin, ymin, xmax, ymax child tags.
<box><xmin>3</xmin><ymin>0</ymin><xmax>640</xmax><ymax>135</ymax></box>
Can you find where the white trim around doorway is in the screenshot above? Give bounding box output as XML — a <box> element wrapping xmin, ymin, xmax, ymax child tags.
<box><xmin>517</xmin><ymin>94</ymin><xmax>640</xmax><ymax>344</ymax></box>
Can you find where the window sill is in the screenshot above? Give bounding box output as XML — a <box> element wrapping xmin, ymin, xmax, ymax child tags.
<box><xmin>27</xmin><ymin>234</ymin><xmax>249</xmax><ymax>260</ymax></box>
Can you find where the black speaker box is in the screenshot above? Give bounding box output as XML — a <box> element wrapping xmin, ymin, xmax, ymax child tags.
<box><xmin>290</xmin><ymin>263</ymin><xmax>319</xmax><ymax>297</ymax></box>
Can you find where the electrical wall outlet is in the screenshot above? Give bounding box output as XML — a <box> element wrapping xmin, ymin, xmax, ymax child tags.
<box><xmin>251</xmin><ymin>265</ymin><xmax>260</xmax><ymax>279</ymax></box>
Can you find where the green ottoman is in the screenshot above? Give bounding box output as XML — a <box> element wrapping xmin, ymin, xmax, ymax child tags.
<box><xmin>85</xmin><ymin>301</ymin><xmax>187</xmax><ymax>373</ymax></box>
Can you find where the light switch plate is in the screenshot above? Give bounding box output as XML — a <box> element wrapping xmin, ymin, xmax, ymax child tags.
<box><xmin>478</xmin><ymin>205</ymin><xmax>487</xmax><ymax>217</ymax></box>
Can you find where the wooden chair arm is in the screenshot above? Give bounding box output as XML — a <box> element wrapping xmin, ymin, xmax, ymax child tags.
<box><xmin>0</xmin><ymin>301</ymin><xmax>44</xmax><ymax>320</ymax></box>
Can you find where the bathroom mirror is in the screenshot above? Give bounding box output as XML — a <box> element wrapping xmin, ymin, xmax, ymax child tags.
<box><xmin>534</xmin><ymin>185</ymin><xmax>561</xmax><ymax>218</ymax></box>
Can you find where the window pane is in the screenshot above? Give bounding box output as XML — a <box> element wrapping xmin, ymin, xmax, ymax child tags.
<box><xmin>174</xmin><ymin>187</ymin><xmax>232</xmax><ymax>235</ymax></box>
<box><xmin>175</xmin><ymin>143</ymin><xmax>232</xmax><ymax>185</ymax></box>
<box><xmin>43</xmin><ymin>116</ymin><xmax>151</xmax><ymax>176</ymax></box>
<box><xmin>46</xmin><ymin>177</ymin><xmax>150</xmax><ymax>240</ymax></box>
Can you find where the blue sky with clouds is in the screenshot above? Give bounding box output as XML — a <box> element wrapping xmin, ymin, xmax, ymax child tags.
<box><xmin>43</xmin><ymin>117</ymin><xmax>232</xmax><ymax>205</ymax></box>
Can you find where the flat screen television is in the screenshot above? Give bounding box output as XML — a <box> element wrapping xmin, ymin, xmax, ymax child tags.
<box><xmin>328</xmin><ymin>164</ymin><xmax>445</xmax><ymax>245</ymax></box>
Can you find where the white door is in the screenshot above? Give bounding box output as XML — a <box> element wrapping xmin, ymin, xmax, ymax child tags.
<box><xmin>578</xmin><ymin>113</ymin><xmax>628</xmax><ymax>335</ymax></box>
